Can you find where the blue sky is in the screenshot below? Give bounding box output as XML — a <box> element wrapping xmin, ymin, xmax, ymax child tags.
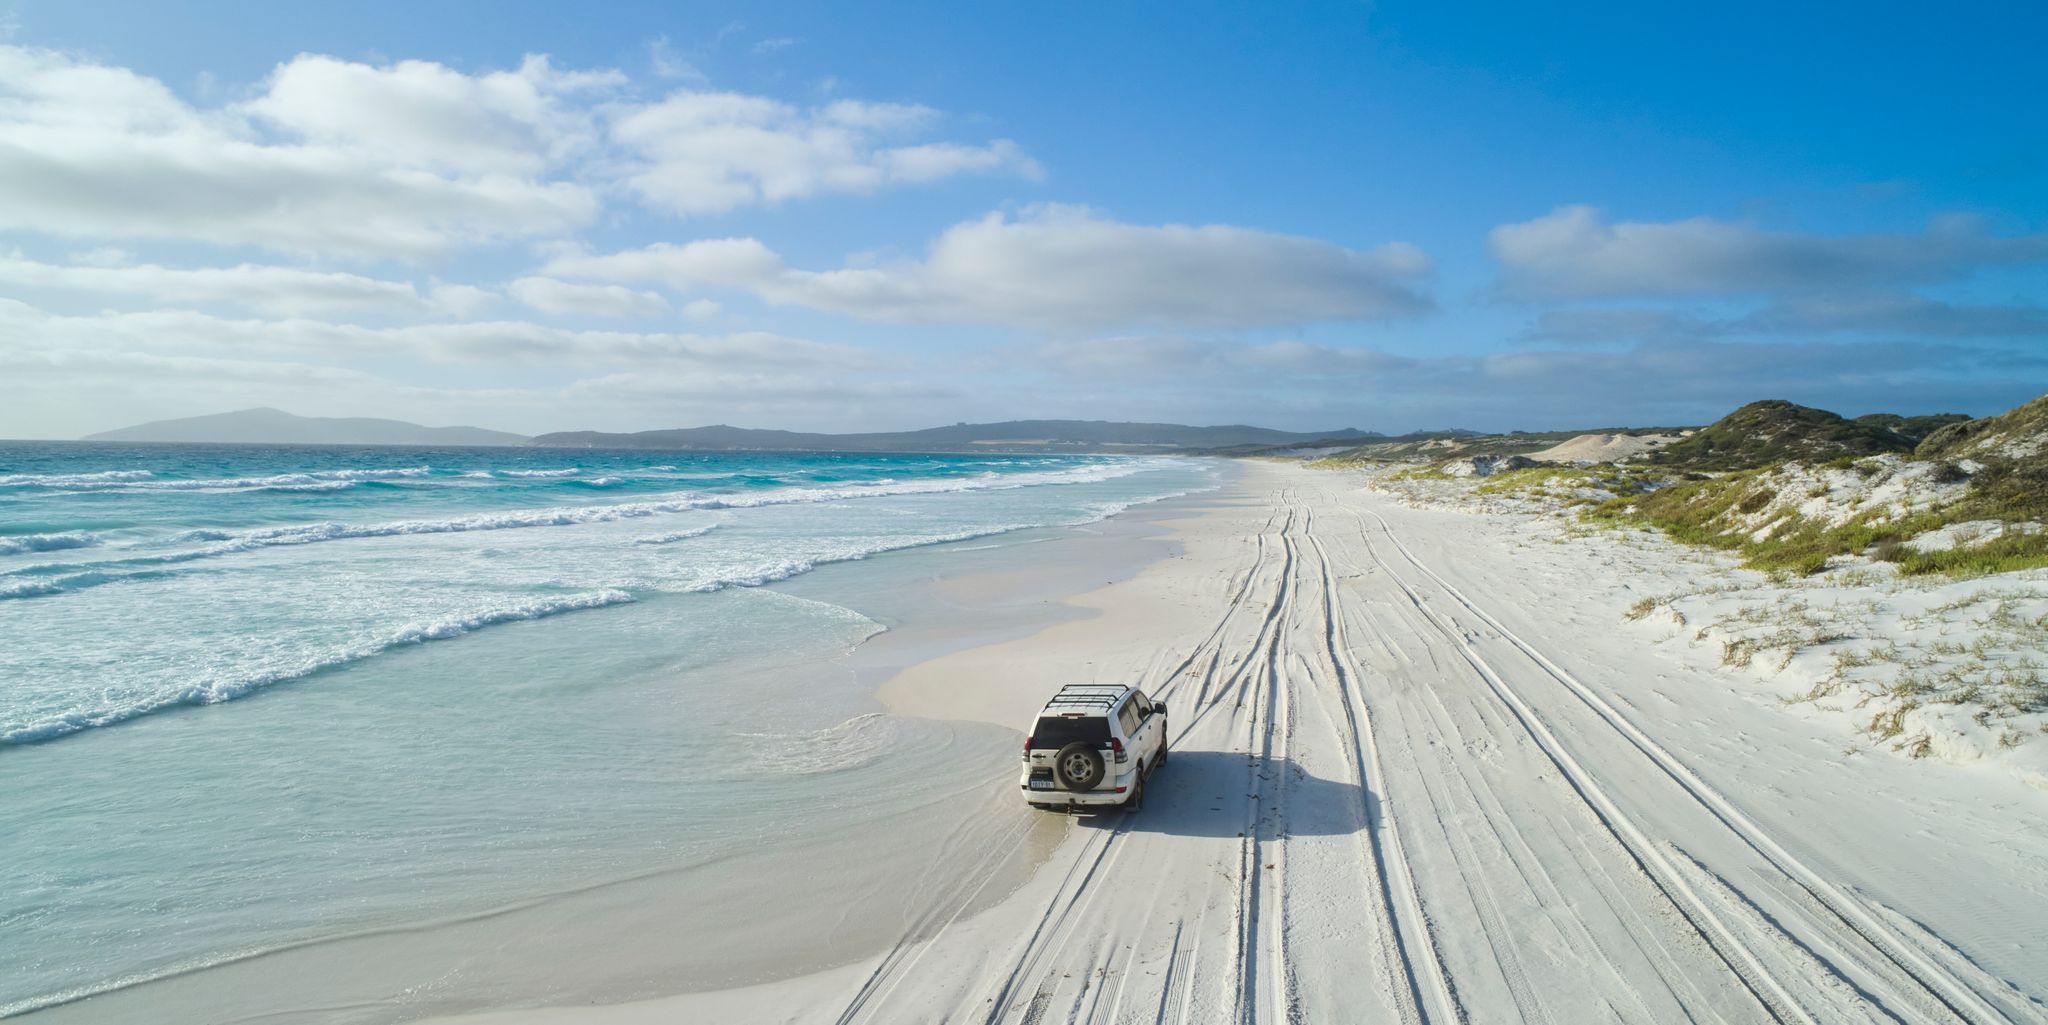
<box><xmin>2</xmin><ymin>0</ymin><xmax>2043</xmax><ymax>437</ymax></box>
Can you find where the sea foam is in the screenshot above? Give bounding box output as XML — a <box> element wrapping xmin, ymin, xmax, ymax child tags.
<box><xmin>2</xmin><ymin>467</ymin><xmax>431</xmax><ymax>493</ymax></box>
<box><xmin>0</xmin><ymin>589</ymin><xmax>635</xmax><ymax>746</ymax></box>
<box><xmin>0</xmin><ymin>462</ymin><xmax>1159</xmax><ymax>601</ymax></box>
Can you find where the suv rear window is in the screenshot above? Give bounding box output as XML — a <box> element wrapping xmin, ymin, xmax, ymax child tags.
<box><xmin>1031</xmin><ymin>715</ymin><xmax>1110</xmax><ymax>748</ymax></box>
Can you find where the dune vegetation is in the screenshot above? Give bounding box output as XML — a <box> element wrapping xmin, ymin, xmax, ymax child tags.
<box><xmin>1591</xmin><ymin>397</ymin><xmax>2048</xmax><ymax>577</ymax></box>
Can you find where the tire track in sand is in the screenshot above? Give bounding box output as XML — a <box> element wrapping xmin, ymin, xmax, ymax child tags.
<box><xmin>1356</xmin><ymin>505</ymin><xmax>2020</xmax><ymax>1025</ymax></box>
<box><xmin>1299</xmin><ymin>517</ymin><xmax>1461</xmax><ymax>1025</ymax></box>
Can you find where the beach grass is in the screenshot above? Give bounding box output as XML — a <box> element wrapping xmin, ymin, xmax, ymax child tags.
<box><xmin>1588</xmin><ymin>455</ymin><xmax>2048</xmax><ymax>578</ymax></box>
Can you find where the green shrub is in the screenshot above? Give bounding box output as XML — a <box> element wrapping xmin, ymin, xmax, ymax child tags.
<box><xmin>1886</xmin><ymin>532</ymin><xmax>2048</xmax><ymax>578</ymax></box>
<box><xmin>1587</xmin><ymin>461</ymin><xmax>2042</xmax><ymax>578</ymax></box>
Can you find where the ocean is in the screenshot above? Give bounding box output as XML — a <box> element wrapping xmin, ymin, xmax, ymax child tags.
<box><xmin>0</xmin><ymin>442</ymin><xmax>1218</xmax><ymax>1018</ymax></box>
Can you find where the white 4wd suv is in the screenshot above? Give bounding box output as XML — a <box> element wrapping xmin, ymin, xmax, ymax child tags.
<box><xmin>1020</xmin><ymin>684</ymin><xmax>1168</xmax><ymax>811</ymax></box>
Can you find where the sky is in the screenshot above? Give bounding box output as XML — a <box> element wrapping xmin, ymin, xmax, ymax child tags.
<box><xmin>1</xmin><ymin>0</ymin><xmax>2044</xmax><ymax>438</ymax></box>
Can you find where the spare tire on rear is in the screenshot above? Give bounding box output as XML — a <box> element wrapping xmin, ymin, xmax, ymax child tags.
<box><xmin>1053</xmin><ymin>741</ymin><xmax>1104</xmax><ymax>791</ymax></box>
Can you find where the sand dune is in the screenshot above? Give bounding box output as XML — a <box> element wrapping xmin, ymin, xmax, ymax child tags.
<box><xmin>1524</xmin><ymin>431</ymin><xmax>1687</xmax><ymax>463</ymax></box>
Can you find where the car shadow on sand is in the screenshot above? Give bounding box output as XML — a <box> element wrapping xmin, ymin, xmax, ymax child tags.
<box><xmin>1067</xmin><ymin>750</ymin><xmax>1376</xmax><ymax>839</ymax></box>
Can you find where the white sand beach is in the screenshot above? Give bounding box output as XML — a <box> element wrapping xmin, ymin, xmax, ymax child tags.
<box><xmin>426</xmin><ymin>459</ymin><xmax>2048</xmax><ymax>1024</ymax></box>
<box><xmin>13</xmin><ymin>11</ymin><xmax>2043</xmax><ymax>1024</ymax></box>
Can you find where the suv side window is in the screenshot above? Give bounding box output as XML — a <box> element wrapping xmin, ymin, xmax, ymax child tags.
<box><xmin>1117</xmin><ymin>702</ymin><xmax>1140</xmax><ymax>735</ymax></box>
<box><xmin>1132</xmin><ymin>692</ymin><xmax>1152</xmax><ymax>717</ymax></box>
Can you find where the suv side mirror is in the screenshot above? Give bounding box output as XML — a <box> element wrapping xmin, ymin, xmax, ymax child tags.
<box><xmin>1154</xmin><ymin>702</ymin><xmax>1167</xmax><ymax>718</ymax></box>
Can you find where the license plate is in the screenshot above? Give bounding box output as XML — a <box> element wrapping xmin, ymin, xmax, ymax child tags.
<box><xmin>1029</xmin><ymin>780</ymin><xmax>1054</xmax><ymax>790</ymax></box>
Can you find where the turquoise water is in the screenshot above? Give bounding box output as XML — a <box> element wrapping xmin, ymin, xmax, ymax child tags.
<box><xmin>0</xmin><ymin>443</ymin><xmax>1216</xmax><ymax>1016</ymax></box>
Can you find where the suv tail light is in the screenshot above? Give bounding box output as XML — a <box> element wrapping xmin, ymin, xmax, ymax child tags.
<box><xmin>1022</xmin><ymin>736</ymin><xmax>1033</xmax><ymax>759</ymax></box>
<box><xmin>1110</xmin><ymin>737</ymin><xmax>1127</xmax><ymax>763</ymax></box>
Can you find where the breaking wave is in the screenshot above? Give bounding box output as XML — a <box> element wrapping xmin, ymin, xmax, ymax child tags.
<box><xmin>3</xmin><ymin>467</ymin><xmax>433</xmax><ymax>493</ymax></box>
<box><xmin>0</xmin><ymin>532</ymin><xmax>102</xmax><ymax>557</ymax></box>
<box><xmin>0</xmin><ymin>463</ymin><xmax>1156</xmax><ymax>602</ymax></box>
<box><xmin>632</xmin><ymin>525</ymin><xmax>721</xmax><ymax>545</ymax></box>
<box><xmin>0</xmin><ymin>590</ymin><xmax>635</xmax><ymax>746</ymax></box>
<box><xmin>0</xmin><ymin>469</ymin><xmax>157</xmax><ymax>487</ymax></box>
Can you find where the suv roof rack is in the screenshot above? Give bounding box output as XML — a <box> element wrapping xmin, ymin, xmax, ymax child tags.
<box><xmin>1042</xmin><ymin>684</ymin><xmax>1130</xmax><ymax>714</ymax></box>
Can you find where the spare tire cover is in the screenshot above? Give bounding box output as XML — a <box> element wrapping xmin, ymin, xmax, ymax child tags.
<box><xmin>1053</xmin><ymin>741</ymin><xmax>1105</xmax><ymax>791</ymax></box>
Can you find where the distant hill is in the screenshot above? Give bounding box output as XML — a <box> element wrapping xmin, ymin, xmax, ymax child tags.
<box><xmin>85</xmin><ymin>408</ymin><xmax>529</xmax><ymax>447</ymax></box>
<box><xmin>1643</xmin><ymin>400</ymin><xmax>1967</xmax><ymax>471</ymax></box>
<box><xmin>1916</xmin><ymin>395</ymin><xmax>2048</xmax><ymax>462</ymax></box>
<box><xmin>530</xmin><ymin>420</ymin><xmax>1383</xmax><ymax>453</ymax></box>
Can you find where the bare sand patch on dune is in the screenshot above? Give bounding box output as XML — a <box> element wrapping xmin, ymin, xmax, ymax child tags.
<box><xmin>1524</xmin><ymin>431</ymin><xmax>1688</xmax><ymax>463</ymax></box>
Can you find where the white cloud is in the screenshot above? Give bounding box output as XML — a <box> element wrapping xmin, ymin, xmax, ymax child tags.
<box><xmin>0</xmin><ymin>345</ymin><xmax>394</xmax><ymax>387</ymax></box>
<box><xmin>1490</xmin><ymin>205</ymin><xmax>2048</xmax><ymax>298</ymax></box>
<box><xmin>680</xmin><ymin>298</ymin><xmax>721</xmax><ymax>321</ymax></box>
<box><xmin>608</xmin><ymin>93</ymin><xmax>1040</xmax><ymax>215</ymax></box>
<box><xmin>645</xmin><ymin>35</ymin><xmax>707</xmax><ymax>83</ymax></box>
<box><xmin>67</xmin><ymin>246</ymin><xmax>133</xmax><ymax>267</ymax></box>
<box><xmin>0</xmin><ymin>44</ymin><xmax>601</xmax><ymax>258</ymax></box>
<box><xmin>877</xmin><ymin>140</ymin><xmax>1033</xmax><ymax>184</ymax></box>
<box><xmin>507</xmin><ymin>276</ymin><xmax>669</xmax><ymax>317</ymax></box>
<box><xmin>0</xmin><ymin>44</ymin><xmax>1036</xmax><ymax>258</ymax></box>
<box><xmin>0</xmin><ymin>297</ymin><xmax>869</xmax><ymax>368</ymax></box>
<box><xmin>242</xmin><ymin>53</ymin><xmax>622</xmax><ymax>174</ymax></box>
<box><xmin>0</xmin><ymin>252</ymin><xmax>492</xmax><ymax>316</ymax></box>
<box><xmin>547</xmin><ymin>205</ymin><xmax>1433</xmax><ymax>329</ymax></box>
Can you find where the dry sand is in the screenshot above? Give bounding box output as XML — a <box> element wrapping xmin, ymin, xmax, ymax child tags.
<box><xmin>1524</xmin><ymin>431</ymin><xmax>1686</xmax><ymax>463</ymax></box>
<box><xmin>432</xmin><ymin>459</ymin><xmax>2048</xmax><ymax>1024</ymax></box>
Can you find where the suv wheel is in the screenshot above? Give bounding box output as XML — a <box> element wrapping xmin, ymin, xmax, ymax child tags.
<box><xmin>1053</xmin><ymin>741</ymin><xmax>1105</xmax><ymax>791</ymax></box>
<box><xmin>1125</xmin><ymin>771</ymin><xmax>1145</xmax><ymax>812</ymax></box>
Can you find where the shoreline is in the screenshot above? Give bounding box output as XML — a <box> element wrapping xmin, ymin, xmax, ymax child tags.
<box><xmin>425</xmin><ymin>462</ymin><xmax>1284</xmax><ymax>1025</ymax></box>
<box><xmin>778</xmin><ymin>467</ymin><xmax>1232</xmax><ymax>726</ymax></box>
<box><xmin>20</xmin><ymin>464</ymin><xmax>1237</xmax><ymax>1025</ymax></box>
